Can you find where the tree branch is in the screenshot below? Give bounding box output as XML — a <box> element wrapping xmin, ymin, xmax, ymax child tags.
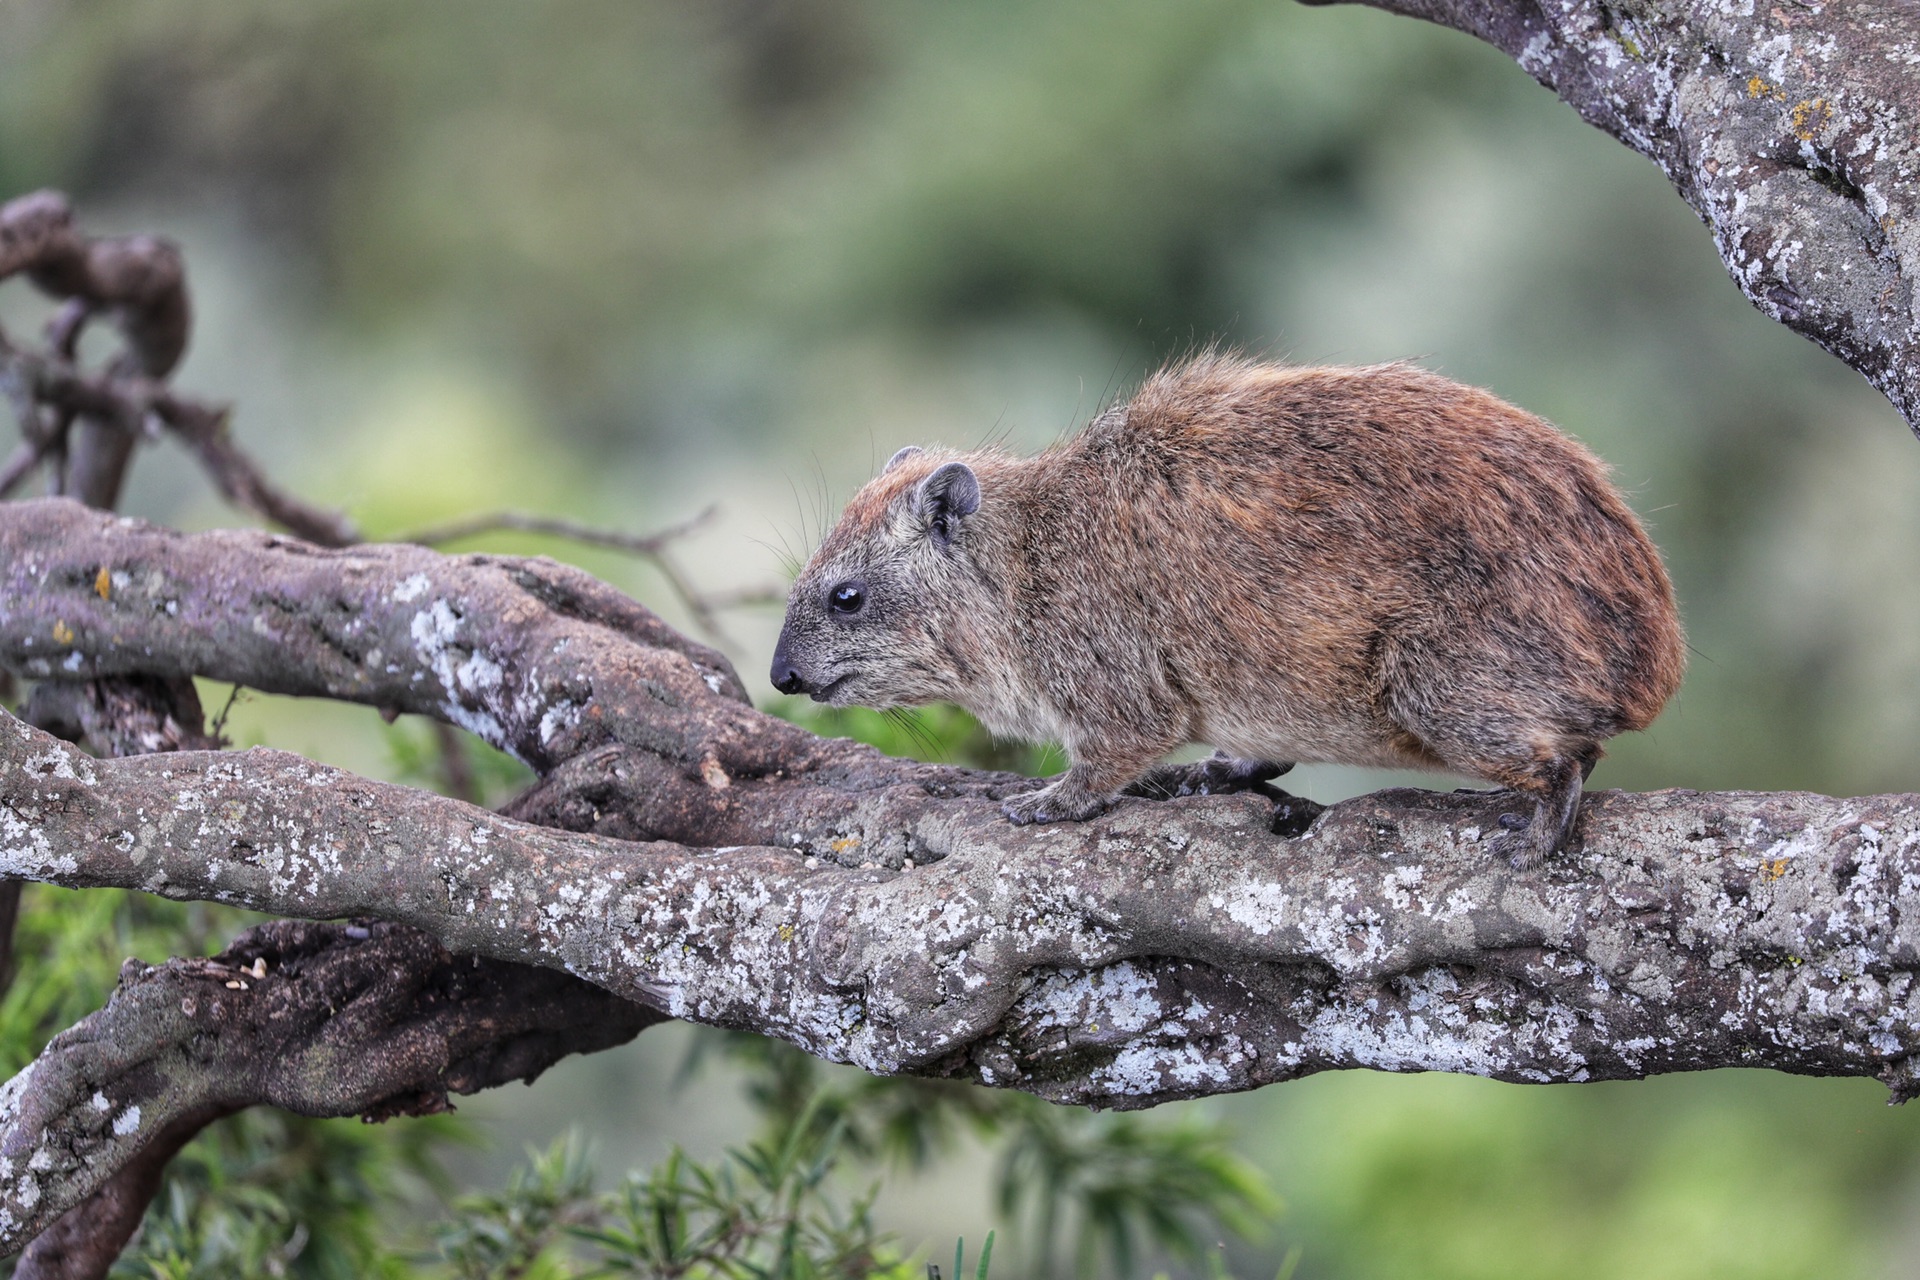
<box><xmin>0</xmin><ymin>917</ymin><xmax>660</xmax><ymax>1255</ymax></box>
<box><xmin>4</xmin><ymin>51</ymin><xmax>1918</xmax><ymax>1249</ymax></box>
<box><xmin>0</xmin><ymin>333</ymin><xmax>359</xmax><ymax>547</ymax></box>
<box><xmin>0</xmin><ymin>188</ymin><xmax>757</xmax><ymax>1268</ymax></box>
<box><xmin>0</xmin><ymin>191</ymin><xmax>188</xmax><ymax>380</ymax></box>
<box><xmin>0</xmin><ymin>188</ymin><xmax>191</xmax><ymax>511</ymax></box>
<box><xmin>401</xmin><ymin>505</ymin><xmax>775</xmax><ymax>650</ymax></box>
<box><xmin>8</xmin><ymin>696</ymin><xmax>1919</xmax><ymax>1107</ymax></box>
<box><xmin>4</xmin><ymin>503</ymin><xmax>1920</xmax><ymax>1158</ymax></box>
<box><xmin>1304</xmin><ymin>0</ymin><xmax>1920</xmax><ymax>436</ymax></box>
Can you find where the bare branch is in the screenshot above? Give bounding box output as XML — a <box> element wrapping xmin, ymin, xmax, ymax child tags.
<box><xmin>0</xmin><ymin>191</ymin><xmax>188</xmax><ymax>379</ymax></box>
<box><xmin>0</xmin><ymin>498</ymin><xmax>761</xmax><ymax>774</ymax></box>
<box><xmin>4</xmin><ymin>500</ymin><xmax>1920</xmax><ymax>1258</ymax></box>
<box><xmin>0</xmin><ymin>191</ymin><xmax>358</xmax><ymax>542</ymax></box>
<box><xmin>0</xmin><ymin>918</ymin><xmax>661</xmax><ymax>1253</ymax></box>
<box><xmin>0</xmin><ymin>196</ymin><xmax>647</xmax><ymax>1271</ymax></box>
<box><xmin>1304</xmin><ymin>0</ymin><xmax>1920</xmax><ymax>436</ymax></box>
<box><xmin>164</xmin><ymin>398</ymin><xmax>361</xmax><ymax>548</ymax></box>
<box><xmin>0</xmin><ymin>189</ymin><xmax>190</xmax><ymax>511</ymax></box>
<box><xmin>402</xmin><ymin>505</ymin><xmax>718</xmax><ymax>556</ymax></box>
<box><xmin>401</xmin><ymin>504</ymin><xmax>761</xmax><ymax>648</ymax></box>
<box><xmin>4</xmin><ymin>87</ymin><xmax>1917</xmax><ymax>1258</ymax></box>
<box><xmin>4</xmin><ymin>678</ymin><xmax>1920</xmax><ymax>1134</ymax></box>
<box><xmin>0</xmin><ymin>337</ymin><xmax>359</xmax><ymax>546</ymax></box>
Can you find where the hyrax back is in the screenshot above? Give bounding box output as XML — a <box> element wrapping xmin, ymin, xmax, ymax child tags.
<box><xmin>771</xmin><ymin>354</ymin><xmax>1684</xmax><ymax>867</ymax></box>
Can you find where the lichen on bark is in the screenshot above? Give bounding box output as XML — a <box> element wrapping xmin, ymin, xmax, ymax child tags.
<box><xmin>4</xmin><ymin>500</ymin><xmax>1920</xmax><ymax>1257</ymax></box>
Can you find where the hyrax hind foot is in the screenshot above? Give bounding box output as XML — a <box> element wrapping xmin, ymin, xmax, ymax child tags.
<box><xmin>1126</xmin><ymin>753</ymin><xmax>1294</xmax><ymax>801</ymax></box>
<box><xmin>1483</xmin><ymin>755</ymin><xmax>1588</xmax><ymax>870</ymax></box>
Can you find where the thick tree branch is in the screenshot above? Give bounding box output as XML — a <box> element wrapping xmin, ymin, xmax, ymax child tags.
<box><xmin>4</xmin><ymin>504</ymin><xmax>1920</xmax><ymax>1146</ymax></box>
<box><xmin>0</xmin><ymin>916</ymin><xmax>660</xmax><ymax>1254</ymax></box>
<box><xmin>0</xmin><ymin>186</ymin><xmax>757</xmax><ymax>1270</ymax></box>
<box><xmin>0</xmin><ymin>496</ymin><xmax>955</xmax><ymax>848</ymax></box>
<box><xmin>8</xmin><ymin>699</ymin><xmax>1920</xmax><ymax>1110</ymax></box>
<box><xmin>1</xmin><ymin>14</ymin><xmax>1912</xmax><ymax>1259</ymax></box>
<box><xmin>11</xmin><ymin>1109</ymin><xmax>216</xmax><ymax>1280</ymax></box>
<box><xmin>0</xmin><ymin>193</ymin><xmax>371</xmax><ymax>1271</ymax></box>
<box><xmin>1307</xmin><ymin>0</ymin><xmax>1920</xmax><ymax>435</ymax></box>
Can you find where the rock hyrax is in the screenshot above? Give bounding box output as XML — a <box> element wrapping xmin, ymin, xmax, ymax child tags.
<box><xmin>771</xmin><ymin>354</ymin><xmax>1684</xmax><ymax>867</ymax></box>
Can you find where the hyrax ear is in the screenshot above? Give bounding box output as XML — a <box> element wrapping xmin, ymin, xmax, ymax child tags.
<box><xmin>884</xmin><ymin>445</ymin><xmax>923</xmax><ymax>473</ymax></box>
<box><xmin>918</xmin><ymin>461</ymin><xmax>980</xmax><ymax>548</ymax></box>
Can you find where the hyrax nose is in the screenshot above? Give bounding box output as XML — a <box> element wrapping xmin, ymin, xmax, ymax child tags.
<box><xmin>770</xmin><ymin>638</ymin><xmax>809</xmax><ymax>696</ymax></box>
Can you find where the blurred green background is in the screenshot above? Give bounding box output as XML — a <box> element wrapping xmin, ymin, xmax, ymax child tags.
<box><xmin>3</xmin><ymin>1</ymin><xmax>1919</xmax><ymax>1276</ymax></box>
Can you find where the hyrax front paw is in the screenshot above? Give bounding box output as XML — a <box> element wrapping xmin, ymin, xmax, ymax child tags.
<box><xmin>1001</xmin><ymin>778</ymin><xmax>1114</xmax><ymax>825</ymax></box>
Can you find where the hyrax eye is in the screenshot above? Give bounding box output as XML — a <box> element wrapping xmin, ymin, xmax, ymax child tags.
<box><xmin>828</xmin><ymin>581</ymin><xmax>867</xmax><ymax>615</ymax></box>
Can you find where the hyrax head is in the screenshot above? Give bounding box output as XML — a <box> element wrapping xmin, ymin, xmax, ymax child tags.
<box><xmin>771</xmin><ymin>446</ymin><xmax>989</xmax><ymax>708</ymax></box>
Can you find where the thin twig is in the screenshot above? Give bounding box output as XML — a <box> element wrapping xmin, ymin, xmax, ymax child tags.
<box><xmin>163</xmin><ymin>397</ymin><xmax>359</xmax><ymax>547</ymax></box>
<box><xmin>0</xmin><ymin>339</ymin><xmax>360</xmax><ymax>546</ymax></box>
<box><xmin>649</xmin><ymin>545</ymin><xmax>739</xmax><ymax>649</ymax></box>
<box><xmin>8</xmin><ymin>299</ymin><xmax>763</xmax><ymax>642</ymax></box>
<box><xmin>207</xmin><ymin>684</ymin><xmax>244</xmax><ymax>745</ymax></box>
<box><xmin>402</xmin><ymin>505</ymin><xmax>770</xmax><ymax>650</ymax></box>
<box><xmin>402</xmin><ymin>505</ymin><xmax>717</xmax><ymax>555</ymax></box>
<box><xmin>433</xmin><ymin>720</ymin><xmax>477</xmax><ymax>804</ymax></box>
<box><xmin>0</xmin><ymin>332</ymin><xmax>74</xmax><ymax>499</ymax></box>
<box><xmin>694</xmin><ymin>584</ymin><xmax>786</xmax><ymax>610</ymax></box>
<box><xmin>0</xmin><ymin>880</ymin><xmax>23</xmax><ymax>1000</ymax></box>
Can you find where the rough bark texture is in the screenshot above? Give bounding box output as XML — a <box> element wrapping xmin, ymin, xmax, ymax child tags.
<box><xmin>4</xmin><ymin>498</ymin><xmax>1920</xmax><ymax>1252</ymax></box>
<box><xmin>1305</xmin><ymin>0</ymin><xmax>1920</xmax><ymax>435</ymax></box>
<box><xmin>12</xmin><ymin>1110</ymin><xmax>221</xmax><ymax>1280</ymax></box>
<box><xmin>0</xmin><ymin>915</ymin><xmax>659</xmax><ymax>1261</ymax></box>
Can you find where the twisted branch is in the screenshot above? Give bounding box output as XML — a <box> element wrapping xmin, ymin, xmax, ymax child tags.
<box><xmin>0</xmin><ymin>917</ymin><xmax>659</xmax><ymax>1261</ymax></box>
<box><xmin>1305</xmin><ymin>0</ymin><xmax>1920</xmax><ymax>436</ymax></box>
<box><xmin>0</xmin><ymin>192</ymin><xmax>739</xmax><ymax>1272</ymax></box>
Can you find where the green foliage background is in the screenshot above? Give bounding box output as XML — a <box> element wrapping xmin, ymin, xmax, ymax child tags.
<box><xmin>2</xmin><ymin>1</ymin><xmax>1919</xmax><ymax>1276</ymax></box>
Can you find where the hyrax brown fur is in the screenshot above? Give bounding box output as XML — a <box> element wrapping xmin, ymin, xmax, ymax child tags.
<box><xmin>772</xmin><ymin>354</ymin><xmax>1684</xmax><ymax>867</ymax></box>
